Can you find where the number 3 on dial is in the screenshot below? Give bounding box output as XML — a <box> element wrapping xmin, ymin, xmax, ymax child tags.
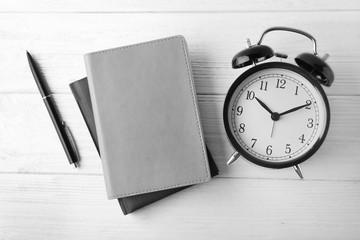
<box><xmin>224</xmin><ymin>62</ymin><xmax>330</xmax><ymax>169</ymax></box>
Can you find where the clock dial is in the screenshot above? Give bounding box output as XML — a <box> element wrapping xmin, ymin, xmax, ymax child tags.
<box><xmin>224</xmin><ymin>62</ymin><xmax>330</xmax><ymax>168</ymax></box>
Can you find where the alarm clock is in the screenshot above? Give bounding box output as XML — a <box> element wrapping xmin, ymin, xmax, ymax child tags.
<box><xmin>223</xmin><ymin>27</ymin><xmax>334</xmax><ymax>178</ymax></box>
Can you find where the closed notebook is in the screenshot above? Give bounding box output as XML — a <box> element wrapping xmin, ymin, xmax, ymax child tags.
<box><xmin>69</xmin><ymin>77</ymin><xmax>219</xmax><ymax>214</ymax></box>
<box><xmin>84</xmin><ymin>36</ymin><xmax>211</xmax><ymax>199</ymax></box>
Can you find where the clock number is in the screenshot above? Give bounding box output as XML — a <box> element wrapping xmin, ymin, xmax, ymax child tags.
<box><xmin>239</xmin><ymin>123</ymin><xmax>245</xmax><ymax>133</ymax></box>
<box><xmin>276</xmin><ymin>79</ymin><xmax>286</xmax><ymax>89</ymax></box>
<box><xmin>246</xmin><ymin>91</ymin><xmax>255</xmax><ymax>100</ymax></box>
<box><xmin>285</xmin><ymin>144</ymin><xmax>292</xmax><ymax>154</ymax></box>
<box><xmin>299</xmin><ymin>134</ymin><xmax>306</xmax><ymax>144</ymax></box>
<box><xmin>236</xmin><ymin>106</ymin><xmax>243</xmax><ymax>116</ymax></box>
<box><xmin>260</xmin><ymin>81</ymin><xmax>268</xmax><ymax>91</ymax></box>
<box><xmin>251</xmin><ymin>138</ymin><xmax>257</xmax><ymax>148</ymax></box>
<box><xmin>307</xmin><ymin>118</ymin><xmax>314</xmax><ymax>128</ymax></box>
<box><xmin>305</xmin><ymin>100</ymin><xmax>312</xmax><ymax>109</ymax></box>
<box><xmin>295</xmin><ymin>86</ymin><xmax>299</xmax><ymax>95</ymax></box>
<box><xmin>266</xmin><ymin>145</ymin><xmax>273</xmax><ymax>155</ymax></box>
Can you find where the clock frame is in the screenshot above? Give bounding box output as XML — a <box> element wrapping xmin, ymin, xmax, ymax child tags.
<box><xmin>223</xmin><ymin>62</ymin><xmax>330</xmax><ymax>169</ymax></box>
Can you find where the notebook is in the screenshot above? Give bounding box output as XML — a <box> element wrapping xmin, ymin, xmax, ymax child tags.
<box><xmin>84</xmin><ymin>35</ymin><xmax>211</xmax><ymax>199</ymax></box>
<box><xmin>69</xmin><ymin>77</ymin><xmax>219</xmax><ymax>214</ymax></box>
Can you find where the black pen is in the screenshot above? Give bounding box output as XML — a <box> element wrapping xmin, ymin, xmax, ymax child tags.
<box><xmin>26</xmin><ymin>51</ymin><xmax>80</xmax><ymax>168</ymax></box>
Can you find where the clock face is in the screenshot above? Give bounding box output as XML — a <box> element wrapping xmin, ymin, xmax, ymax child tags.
<box><xmin>224</xmin><ymin>62</ymin><xmax>330</xmax><ymax>168</ymax></box>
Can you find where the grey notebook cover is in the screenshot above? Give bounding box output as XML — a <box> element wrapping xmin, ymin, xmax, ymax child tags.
<box><xmin>84</xmin><ymin>35</ymin><xmax>211</xmax><ymax>199</ymax></box>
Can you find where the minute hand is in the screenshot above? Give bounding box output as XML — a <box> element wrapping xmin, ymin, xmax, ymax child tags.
<box><xmin>279</xmin><ymin>102</ymin><xmax>311</xmax><ymax>116</ymax></box>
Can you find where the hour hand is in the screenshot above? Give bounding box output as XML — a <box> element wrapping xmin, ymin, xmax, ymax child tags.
<box><xmin>255</xmin><ymin>97</ymin><xmax>274</xmax><ymax>115</ymax></box>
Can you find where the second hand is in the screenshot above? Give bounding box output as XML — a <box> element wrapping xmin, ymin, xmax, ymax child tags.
<box><xmin>270</xmin><ymin>120</ymin><xmax>275</xmax><ymax>138</ymax></box>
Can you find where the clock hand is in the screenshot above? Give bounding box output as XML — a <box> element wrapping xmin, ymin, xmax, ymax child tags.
<box><xmin>279</xmin><ymin>102</ymin><xmax>311</xmax><ymax>116</ymax></box>
<box><xmin>255</xmin><ymin>97</ymin><xmax>274</xmax><ymax>115</ymax></box>
<box><xmin>255</xmin><ymin>97</ymin><xmax>278</xmax><ymax>137</ymax></box>
<box><xmin>270</xmin><ymin>120</ymin><xmax>275</xmax><ymax>138</ymax></box>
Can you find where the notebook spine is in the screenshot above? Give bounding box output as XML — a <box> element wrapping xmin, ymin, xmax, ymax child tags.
<box><xmin>84</xmin><ymin>55</ymin><xmax>115</xmax><ymax>200</ymax></box>
<box><xmin>69</xmin><ymin>78</ymin><xmax>100</xmax><ymax>153</ymax></box>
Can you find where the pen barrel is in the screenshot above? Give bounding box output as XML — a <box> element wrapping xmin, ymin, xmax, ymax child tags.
<box><xmin>43</xmin><ymin>96</ymin><xmax>77</xmax><ymax>165</ymax></box>
<box><xmin>26</xmin><ymin>52</ymin><xmax>50</xmax><ymax>97</ymax></box>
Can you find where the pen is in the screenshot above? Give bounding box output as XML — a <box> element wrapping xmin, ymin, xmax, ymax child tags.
<box><xmin>26</xmin><ymin>51</ymin><xmax>80</xmax><ymax>168</ymax></box>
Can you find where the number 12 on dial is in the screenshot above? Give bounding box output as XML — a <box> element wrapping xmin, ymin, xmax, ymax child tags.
<box><xmin>224</xmin><ymin>62</ymin><xmax>331</xmax><ymax>178</ymax></box>
<box><xmin>224</xmin><ymin>27</ymin><xmax>334</xmax><ymax>178</ymax></box>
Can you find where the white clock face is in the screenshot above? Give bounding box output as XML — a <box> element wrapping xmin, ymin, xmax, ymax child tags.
<box><xmin>225</xmin><ymin>63</ymin><xmax>329</xmax><ymax>166</ymax></box>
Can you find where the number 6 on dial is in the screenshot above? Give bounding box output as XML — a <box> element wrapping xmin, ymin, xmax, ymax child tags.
<box><xmin>223</xmin><ymin>27</ymin><xmax>334</xmax><ymax>179</ymax></box>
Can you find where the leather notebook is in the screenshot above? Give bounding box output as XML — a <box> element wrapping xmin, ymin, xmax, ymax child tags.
<box><xmin>69</xmin><ymin>77</ymin><xmax>219</xmax><ymax>214</ymax></box>
<box><xmin>84</xmin><ymin>36</ymin><xmax>211</xmax><ymax>199</ymax></box>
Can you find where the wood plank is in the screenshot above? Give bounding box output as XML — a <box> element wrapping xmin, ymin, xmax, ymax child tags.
<box><xmin>0</xmin><ymin>94</ymin><xmax>358</xmax><ymax>181</ymax></box>
<box><xmin>200</xmin><ymin>95</ymin><xmax>360</xmax><ymax>180</ymax></box>
<box><xmin>0</xmin><ymin>0</ymin><xmax>359</xmax><ymax>12</ymax></box>
<box><xmin>1</xmin><ymin>174</ymin><xmax>359</xmax><ymax>239</ymax></box>
<box><xmin>1</xmin><ymin>12</ymin><xmax>359</xmax><ymax>95</ymax></box>
<box><xmin>0</xmin><ymin>93</ymin><xmax>102</xmax><ymax>174</ymax></box>
<box><xmin>1</xmin><ymin>3</ymin><xmax>359</xmax><ymax>239</ymax></box>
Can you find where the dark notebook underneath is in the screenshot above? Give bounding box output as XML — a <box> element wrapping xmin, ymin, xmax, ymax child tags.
<box><xmin>70</xmin><ymin>77</ymin><xmax>219</xmax><ymax>215</ymax></box>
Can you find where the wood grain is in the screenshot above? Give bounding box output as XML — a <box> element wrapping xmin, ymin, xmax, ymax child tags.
<box><xmin>1</xmin><ymin>174</ymin><xmax>359</xmax><ymax>240</ymax></box>
<box><xmin>0</xmin><ymin>12</ymin><xmax>359</xmax><ymax>95</ymax></box>
<box><xmin>0</xmin><ymin>94</ymin><xmax>358</xmax><ymax>181</ymax></box>
<box><xmin>0</xmin><ymin>0</ymin><xmax>359</xmax><ymax>12</ymax></box>
<box><xmin>0</xmin><ymin>0</ymin><xmax>359</xmax><ymax>239</ymax></box>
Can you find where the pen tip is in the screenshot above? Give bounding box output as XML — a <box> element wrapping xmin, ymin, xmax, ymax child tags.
<box><xmin>73</xmin><ymin>162</ymin><xmax>79</xmax><ymax>168</ymax></box>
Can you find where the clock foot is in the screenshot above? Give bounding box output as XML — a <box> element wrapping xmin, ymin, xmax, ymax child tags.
<box><xmin>227</xmin><ymin>151</ymin><xmax>241</xmax><ymax>165</ymax></box>
<box><xmin>293</xmin><ymin>165</ymin><xmax>304</xmax><ymax>179</ymax></box>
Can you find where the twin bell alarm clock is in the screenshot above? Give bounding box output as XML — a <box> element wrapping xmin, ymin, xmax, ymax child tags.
<box><xmin>223</xmin><ymin>27</ymin><xmax>334</xmax><ymax>178</ymax></box>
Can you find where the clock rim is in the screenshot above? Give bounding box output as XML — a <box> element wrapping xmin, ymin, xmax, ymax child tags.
<box><xmin>223</xmin><ymin>62</ymin><xmax>330</xmax><ymax>169</ymax></box>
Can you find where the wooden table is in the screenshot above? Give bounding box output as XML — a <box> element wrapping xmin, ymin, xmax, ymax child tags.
<box><xmin>1</xmin><ymin>1</ymin><xmax>360</xmax><ymax>239</ymax></box>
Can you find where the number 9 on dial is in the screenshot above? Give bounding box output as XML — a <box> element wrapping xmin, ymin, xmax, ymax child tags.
<box><xmin>223</xmin><ymin>27</ymin><xmax>334</xmax><ymax>178</ymax></box>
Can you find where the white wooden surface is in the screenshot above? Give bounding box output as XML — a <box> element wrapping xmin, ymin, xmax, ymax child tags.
<box><xmin>1</xmin><ymin>1</ymin><xmax>360</xmax><ymax>239</ymax></box>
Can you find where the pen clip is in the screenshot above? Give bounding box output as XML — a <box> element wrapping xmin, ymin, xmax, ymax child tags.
<box><xmin>62</xmin><ymin>121</ymin><xmax>80</xmax><ymax>166</ymax></box>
